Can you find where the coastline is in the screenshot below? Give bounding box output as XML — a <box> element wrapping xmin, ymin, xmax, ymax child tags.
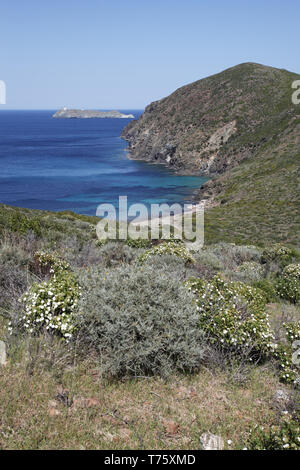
<box><xmin>123</xmin><ymin>145</ymin><xmax>211</xmax><ymax>209</ymax></box>
<box><xmin>130</xmin><ymin>201</ymin><xmax>205</xmax><ymax>227</ymax></box>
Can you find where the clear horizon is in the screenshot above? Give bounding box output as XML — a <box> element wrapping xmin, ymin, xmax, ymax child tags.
<box><xmin>1</xmin><ymin>0</ymin><xmax>299</xmax><ymax>109</ymax></box>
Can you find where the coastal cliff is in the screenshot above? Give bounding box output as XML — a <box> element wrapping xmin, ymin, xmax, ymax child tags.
<box><xmin>122</xmin><ymin>62</ymin><xmax>300</xmax><ymax>245</ymax></box>
<box><xmin>53</xmin><ymin>109</ymin><xmax>134</xmax><ymax>119</ymax></box>
<box><xmin>122</xmin><ymin>63</ymin><xmax>299</xmax><ymax>176</ymax></box>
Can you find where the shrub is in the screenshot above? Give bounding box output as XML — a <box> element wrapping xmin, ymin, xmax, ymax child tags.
<box><xmin>274</xmin><ymin>321</ymin><xmax>300</xmax><ymax>384</ymax></box>
<box><xmin>7</xmin><ymin>332</ymin><xmax>76</xmax><ymax>377</ymax></box>
<box><xmin>0</xmin><ymin>241</ymin><xmax>32</xmax><ymax>311</ymax></box>
<box><xmin>139</xmin><ymin>241</ymin><xmax>195</xmax><ymax>264</ymax></box>
<box><xmin>236</xmin><ymin>261</ymin><xmax>264</xmax><ymax>280</ymax></box>
<box><xmin>12</xmin><ymin>271</ymin><xmax>81</xmax><ymax>340</ymax></box>
<box><xmin>285</xmin><ymin>320</ymin><xmax>300</xmax><ymax>344</ymax></box>
<box><xmin>11</xmin><ymin>253</ymin><xmax>80</xmax><ymax>340</ymax></box>
<box><xmin>193</xmin><ymin>250</ymin><xmax>224</xmax><ymax>271</ymax></box>
<box><xmin>246</xmin><ymin>420</ymin><xmax>300</xmax><ymax>450</ymax></box>
<box><xmin>0</xmin><ymin>264</ymin><xmax>30</xmax><ymax>311</ymax></box>
<box><xmin>59</xmin><ymin>238</ymin><xmax>103</xmax><ymax>268</ymax></box>
<box><xmin>0</xmin><ymin>241</ymin><xmax>31</xmax><ymax>268</ymax></box>
<box><xmin>282</xmin><ymin>264</ymin><xmax>300</xmax><ymax>279</ymax></box>
<box><xmin>207</xmin><ymin>243</ymin><xmax>261</xmax><ymax>270</ymax></box>
<box><xmin>140</xmin><ymin>254</ymin><xmax>197</xmax><ymax>281</ymax></box>
<box><xmin>185</xmin><ymin>275</ymin><xmax>275</xmax><ymax>357</ymax></box>
<box><xmin>0</xmin><ymin>209</ymin><xmax>42</xmax><ymax>237</ymax></box>
<box><xmin>96</xmin><ymin>239</ymin><xmax>107</xmax><ymax>247</ymax></box>
<box><xmin>252</xmin><ymin>279</ymin><xmax>278</xmax><ymax>303</ymax></box>
<box><xmin>225</xmin><ymin>261</ymin><xmax>265</xmax><ymax>284</ymax></box>
<box><xmin>98</xmin><ymin>242</ymin><xmax>137</xmax><ymax>267</ymax></box>
<box><xmin>125</xmin><ymin>237</ymin><xmax>152</xmax><ymax>248</ymax></box>
<box><xmin>276</xmin><ymin>264</ymin><xmax>300</xmax><ymax>304</ymax></box>
<box><xmin>33</xmin><ymin>250</ymin><xmax>70</xmax><ymax>276</ymax></box>
<box><xmin>0</xmin><ymin>205</ymin><xmax>95</xmax><ymax>247</ymax></box>
<box><xmin>192</xmin><ymin>263</ymin><xmax>218</xmax><ymax>281</ymax></box>
<box><xmin>262</xmin><ymin>244</ymin><xmax>296</xmax><ymax>266</ymax></box>
<box><xmin>75</xmin><ymin>264</ymin><xmax>206</xmax><ymax>377</ymax></box>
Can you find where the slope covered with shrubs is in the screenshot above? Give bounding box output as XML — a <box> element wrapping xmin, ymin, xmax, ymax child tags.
<box><xmin>0</xmin><ymin>206</ymin><xmax>299</xmax><ymax>449</ymax></box>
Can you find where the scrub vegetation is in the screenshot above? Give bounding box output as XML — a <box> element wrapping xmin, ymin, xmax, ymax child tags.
<box><xmin>0</xmin><ymin>204</ymin><xmax>299</xmax><ymax>450</ymax></box>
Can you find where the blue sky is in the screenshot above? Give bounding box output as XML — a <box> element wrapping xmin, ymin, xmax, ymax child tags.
<box><xmin>1</xmin><ymin>0</ymin><xmax>299</xmax><ymax>109</ymax></box>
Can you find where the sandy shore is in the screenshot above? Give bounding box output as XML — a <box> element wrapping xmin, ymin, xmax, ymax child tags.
<box><xmin>130</xmin><ymin>201</ymin><xmax>205</xmax><ymax>227</ymax></box>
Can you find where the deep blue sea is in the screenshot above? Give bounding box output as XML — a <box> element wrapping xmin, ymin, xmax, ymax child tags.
<box><xmin>0</xmin><ymin>110</ymin><xmax>207</xmax><ymax>216</ymax></box>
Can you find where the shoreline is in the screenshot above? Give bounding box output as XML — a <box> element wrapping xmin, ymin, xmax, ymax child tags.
<box><xmin>130</xmin><ymin>201</ymin><xmax>205</xmax><ymax>227</ymax></box>
<box><xmin>122</xmin><ymin>146</ymin><xmax>211</xmax><ymax>212</ymax></box>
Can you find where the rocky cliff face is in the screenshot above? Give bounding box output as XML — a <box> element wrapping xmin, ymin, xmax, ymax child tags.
<box><xmin>122</xmin><ymin>63</ymin><xmax>300</xmax><ymax>176</ymax></box>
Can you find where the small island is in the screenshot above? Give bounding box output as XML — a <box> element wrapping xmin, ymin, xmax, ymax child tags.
<box><xmin>52</xmin><ymin>108</ymin><xmax>134</xmax><ymax>119</ymax></box>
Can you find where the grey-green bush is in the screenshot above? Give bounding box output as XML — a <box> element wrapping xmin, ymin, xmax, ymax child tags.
<box><xmin>0</xmin><ymin>264</ymin><xmax>30</xmax><ymax>311</ymax></box>
<box><xmin>75</xmin><ymin>264</ymin><xmax>207</xmax><ymax>377</ymax></box>
<box><xmin>59</xmin><ymin>236</ymin><xmax>103</xmax><ymax>268</ymax></box>
<box><xmin>193</xmin><ymin>250</ymin><xmax>224</xmax><ymax>271</ymax></box>
<box><xmin>141</xmin><ymin>254</ymin><xmax>197</xmax><ymax>281</ymax></box>
<box><xmin>225</xmin><ymin>261</ymin><xmax>265</xmax><ymax>283</ymax></box>
<box><xmin>207</xmin><ymin>243</ymin><xmax>261</xmax><ymax>270</ymax></box>
<box><xmin>0</xmin><ymin>241</ymin><xmax>33</xmax><ymax>311</ymax></box>
<box><xmin>98</xmin><ymin>241</ymin><xmax>139</xmax><ymax>267</ymax></box>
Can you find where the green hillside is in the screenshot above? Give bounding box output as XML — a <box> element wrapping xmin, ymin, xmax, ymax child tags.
<box><xmin>122</xmin><ymin>63</ymin><xmax>300</xmax><ymax>246</ymax></box>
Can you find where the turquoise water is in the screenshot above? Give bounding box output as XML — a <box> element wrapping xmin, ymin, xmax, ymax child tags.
<box><xmin>0</xmin><ymin>110</ymin><xmax>207</xmax><ymax>216</ymax></box>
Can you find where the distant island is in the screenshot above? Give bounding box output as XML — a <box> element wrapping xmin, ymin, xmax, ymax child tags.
<box><xmin>53</xmin><ymin>108</ymin><xmax>134</xmax><ymax>119</ymax></box>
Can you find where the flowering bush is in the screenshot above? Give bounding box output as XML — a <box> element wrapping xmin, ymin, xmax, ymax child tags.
<box><xmin>185</xmin><ymin>275</ymin><xmax>275</xmax><ymax>357</ymax></box>
<box><xmin>285</xmin><ymin>320</ymin><xmax>300</xmax><ymax>344</ymax></box>
<box><xmin>15</xmin><ymin>271</ymin><xmax>80</xmax><ymax>340</ymax></box>
<box><xmin>33</xmin><ymin>250</ymin><xmax>70</xmax><ymax>275</ymax></box>
<box><xmin>274</xmin><ymin>321</ymin><xmax>300</xmax><ymax>384</ymax></box>
<box><xmin>10</xmin><ymin>252</ymin><xmax>81</xmax><ymax>340</ymax></box>
<box><xmin>276</xmin><ymin>264</ymin><xmax>300</xmax><ymax>304</ymax></box>
<box><xmin>262</xmin><ymin>244</ymin><xmax>295</xmax><ymax>265</ymax></box>
<box><xmin>139</xmin><ymin>241</ymin><xmax>195</xmax><ymax>264</ymax></box>
<box><xmin>283</xmin><ymin>264</ymin><xmax>300</xmax><ymax>279</ymax></box>
<box><xmin>246</xmin><ymin>421</ymin><xmax>300</xmax><ymax>450</ymax></box>
<box><xmin>236</xmin><ymin>261</ymin><xmax>264</xmax><ymax>280</ymax></box>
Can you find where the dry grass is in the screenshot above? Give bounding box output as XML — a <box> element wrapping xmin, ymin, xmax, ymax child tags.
<box><xmin>0</xmin><ymin>228</ymin><xmax>296</xmax><ymax>450</ymax></box>
<box><xmin>0</xmin><ymin>348</ymin><xmax>283</xmax><ymax>450</ymax></box>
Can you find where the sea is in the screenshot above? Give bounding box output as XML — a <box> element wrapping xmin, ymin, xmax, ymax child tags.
<box><xmin>0</xmin><ymin>110</ymin><xmax>207</xmax><ymax>217</ymax></box>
